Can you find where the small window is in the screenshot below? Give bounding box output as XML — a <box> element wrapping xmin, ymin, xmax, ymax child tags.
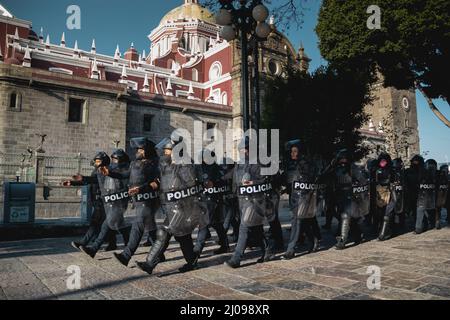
<box><xmin>405</xmin><ymin>118</ymin><xmax>409</xmax><ymax>128</ymax></box>
<box><xmin>68</xmin><ymin>98</ymin><xmax>85</xmax><ymax>123</ymax></box>
<box><xmin>9</xmin><ymin>93</ymin><xmax>17</xmax><ymax>109</ymax></box>
<box><xmin>143</xmin><ymin>114</ymin><xmax>153</xmax><ymax>132</ymax></box>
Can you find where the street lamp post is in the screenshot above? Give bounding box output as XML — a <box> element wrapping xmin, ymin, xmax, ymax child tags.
<box><xmin>216</xmin><ymin>0</ymin><xmax>271</xmax><ymax>133</ymax></box>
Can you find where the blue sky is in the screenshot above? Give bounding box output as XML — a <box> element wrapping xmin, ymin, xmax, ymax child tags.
<box><xmin>2</xmin><ymin>0</ymin><xmax>449</xmax><ymax>163</ymax></box>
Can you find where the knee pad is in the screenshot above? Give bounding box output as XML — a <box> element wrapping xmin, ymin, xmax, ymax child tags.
<box><xmin>156</xmin><ymin>228</ymin><xmax>169</xmax><ymax>240</ymax></box>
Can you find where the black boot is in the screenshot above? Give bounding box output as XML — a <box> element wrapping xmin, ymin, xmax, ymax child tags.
<box><xmin>80</xmin><ymin>245</ymin><xmax>97</xmax><ymax>258</ymax></box>
<box><xmin>113</xmin><ymin>252</ymin><xmax>130</xmax><ymax>267</ymax></box>
<box><xmin>104</xmin><ymin>231</ymin><xmax>117</xmax><ymax>251</ymax></box>
<box><xmin>336</xmin><ymin>214</ymin><xmax>350</xmax><ymax>250</ymax></box>
<box><xmin>224</xmin><ymin>259</ymin><xmax>240</xmax><ymax>269</ymax></box>
<box><xmin>104</xmin><ymin>243</ymin><xmax>117</xmax><ymax>252</ymax></box>
<box><xmin>309</xmin><ymin>238</ymin><xmax>320</xmax><ymax>253</ymax></box>
<box><xmin>283</xmin><ymin>251</ymin><xmax>295</xmax><ymax>260</ymax></box>
<box><xmin>137</xmin><ymin>229</ymin><xmax>171</xmax><ymax>275</ymax></box>
<box><xmin>378</xmin><ymin>216</ymin><xmax>392</xmax><ymax>241</ymax></box>
<box><xmin>71</xmin><ymin>241</ymin><xmax>82</xmax><ymax>250</ymax></box>
<box><xmin>435</xmin><ymin>210</ymin><xmax>441</xmax><ymax>230</ymax></box>
<box><xmin>177</xmin><ymin>234</ymin><xmax>199</xmax><ymax>273</ymax></box>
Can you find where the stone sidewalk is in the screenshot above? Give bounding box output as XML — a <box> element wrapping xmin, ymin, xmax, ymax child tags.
<box><xmin>1</xmin><ymin>216</ymin><xmax>450</xmax><ymax>300</ymax></box>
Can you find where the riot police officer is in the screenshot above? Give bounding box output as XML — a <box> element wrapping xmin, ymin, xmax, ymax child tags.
<box><xmin>224</xmin><ymin>137</ymin><xmax>275</xmax><ymax>269</ymax></box>
<box><xmin>374</xmin><ymin>153</ymin><xmax>396</xmax><ymax>241</ymax></box>
<box><xmin>283</xmin><ymin>142</ymin><xmax>322</xmax><ymax>260</ymax></box>
<box><xmin>391</xmin><ymin>158</ymin><xmax>406</xmax><ymax>232</ymax></box>
<box><xmin>414</xmin><ymin>159</ymin><xmax>437</xmax><ymax>233</ymax></box>
<box><xmin>366</xmin><ymin>158</ymin><xmax>378</xmax><ymax>228</ymax></box>
<box><xmin>136</xmin><ymin>137</ymin><xmax>205</xmax><ymax>275</ymax></box>
<box><xmin>80</xmin><ymin>149</ymin><xmax>132</xmax><ymax>258</ymax></box>
<box><xmin>405</xmin><ymin>155</ymin><xmax>424</xmax><ymax>228</ymax></box>
<box><xmin>333</xmin><ymin>150</ymin><xmax>369</xmax><ymax>250</ymax></box>
<box><xmin>221</xmin><ymin>158</ymin><xmax>240</xmax><ymax>243</ymax></box>
<box><xmin>194</xmin><ymin>150</ymin><xmax>230</xmax><ymax>256</ymax></box>
<box><xmin>436</xmin><ymin>165</ymin><xmax>449</xmax><ymax>229</ymax></box>
<box><xmin>267</xmin><ymin>171</ymin><xmax>285</xmax><ymax>252</ymax></box>
<box><xmin>63</xmin><ymin>152</ymin><xmax>117</xmax><ymax>251</ymax></box>
<box><xmin>113</xmin><ymin>138</ymin><xmax>161</xmax><ymax>267</ymax></box>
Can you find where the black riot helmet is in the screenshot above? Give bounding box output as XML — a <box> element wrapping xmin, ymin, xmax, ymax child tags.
<box><xmin>285</xmin><ymin>139</ymin><xmax>301</xmax><ymax>152</ymax></box>
<box><xmin>93</xmin><ymin>151</ymin><xmax>110</xmax><ymax>168</ymax></box>
<box><xmin>392</xmin><ymin>158</ymin><xmax>404</xmax><ymax>170</ymax></box>
<box><xmin>410</xmin><ymin>154</ymin><xmax>424</xmax><ymax>168</ymax></box>
<box><xmin>336</xmin><ymin>149</ymin><xmax>351</xmax><ymax>164</ymax></box>
<box><xmin>425</xmin><ymin>159</ymin><xmax>438</xmax><ymax>172</ymax></box>
<box><xmin>111</xmin><ymin>149</ymin><xmax>130</xmax><ymax>164</ymax></box>
<box><xmin>130</xmin><ymin>137</ymin><xmax>156</xmax><ymax>159</ymax></box>
<box><xmin>377</xmin><ymin>152</ymin><xmax>392</xmax><ymax>169</ymax></box>
<box><xmin>440</xmin><ymin>164</ymin><xmax>449</xmax><ymax>173</ymax></box>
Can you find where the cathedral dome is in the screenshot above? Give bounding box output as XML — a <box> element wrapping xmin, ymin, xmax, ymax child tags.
<box><xmin>159</xmin><ymin>1</ymin><xmax>214</xmax><ymax>26</ymax></box>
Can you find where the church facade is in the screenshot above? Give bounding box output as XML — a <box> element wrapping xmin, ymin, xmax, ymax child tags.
<box><xmin>0</xmin><ymin>0</ymin><xmax>419</xmax><ymax>163</ymax></box>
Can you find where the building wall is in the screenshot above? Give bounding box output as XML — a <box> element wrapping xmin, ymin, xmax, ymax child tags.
<box><xmin>0</xmin><ymin>66</ymin><xmax>128</xmax><ymax>157</ymax></box>
<box><xmin>126</xmin><ymin>102</ymin><xmax>232</xmax><ymax>157</ymax></box>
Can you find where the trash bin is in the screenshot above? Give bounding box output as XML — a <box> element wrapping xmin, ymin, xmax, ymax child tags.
<box><xmin>80</xmin><ymin>185</ymin><xmax>93</xmax><ymax>223</ymax></box>
<box><xmin>3</xmin><ymin>182</ymin><xmax>36</xmax><ymax>224</ymax></box>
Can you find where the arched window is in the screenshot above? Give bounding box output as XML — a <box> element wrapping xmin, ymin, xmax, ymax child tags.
<box><xmin>221</xmin><ymin>92</ymin><xmax>228</xmax><ymax>105</ymax></box>
<box><xmin>209</xmin><ymin>62</ymin><xmax>222</xmax><ymax>81</ymax></box>
<box><xmin>192</xmin><ymin>68</ymin><xmax>199</xmax><ymax>82</ymax></box>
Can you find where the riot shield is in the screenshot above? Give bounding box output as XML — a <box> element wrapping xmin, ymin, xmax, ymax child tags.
<box><xmin>392</xmin><ymin>177</ymin><xmax>404</xmax><ymax>214</ymax></box>
<box><xmin>350</xmin><ymin>165</ymin><xmax>370</xmax><ymax>218</ymax></box>
<box><xmin>160</xmin><ymin>163</ymin><xmax>205</xmax><ymax>237</ymax></box>
<box><xmin>100</xmin><ymin>171</ymin><xmax>129</xmax><ymax>231</ymax></box>
<box><xmin>234</xmin><ymin>164</ymin><xmax>272</xmax><ymax>227</ymax></box>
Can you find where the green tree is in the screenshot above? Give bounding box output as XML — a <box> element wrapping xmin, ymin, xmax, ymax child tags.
<box><xmin>316</xmin><ymin>0</ymin><xmax>450</xmax><ymax>127</ymax></box>
<box><xmin>262</xmin><ymin>66</ymin><xmax>372</xmax><ymax>161</ymax></box>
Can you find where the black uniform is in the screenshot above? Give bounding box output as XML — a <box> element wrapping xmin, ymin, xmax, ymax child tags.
<box><xmin>333</xmin><ymin>150</ymin><xmax>369</xmax><ymax>250</ymax></box>
<box><xmin>391</xmin><ymin>158</ymin><xmax>406</xmax><ymax>231</ymax></box>
<box><xmin>69</xmin><ymin>160</ymin><xmax>117</xmax><ymax>251</ymax></box>
<box><xmin>283</xmin><ymin>151</ymin><xmax>321</xmax><ymax>259</ymax></box>
<box><xmin>221</xmin><ymin>160</ymin><xmax>240</xmax><ymax>242</ymax></box>
<box><xmin>404</xmin><ymin>155</ymin><xmax>424</xmax><ymax>227</ymax></box>
<box><xmin>267</xmin><ymin>172</ymin><xmax>285</xmax><ymax>251</ymax></box>
<box><xmin>194</xmin><ymin>156</ymin><xmax>230</xmax><ymax>256</ymax></box>
<box><xmin>136</xmin><ymin>139</ymin><xmax>206</xmax><ymax>275</ymax></box>
<box><xmin>80</xmin><ymin>151</ymin><xmax>131</xmax><ymax>258</ymax></box>
<box><xmin>436</xmin><ymin>165</ymin><xmax>449</xmax><ymax>229</ymax></box>
<box><xmin>374</xmin><ymin>153</ymin><xmax>396</xmax><ymax>241</ymax></box>
<box><xmin>415</xmin><ymin>159</ymin><xmax>437</xmax><ymax>233</ymax></box>
<box><xmin>225</xmin><ymin>140</ymin><xmax>275</xmax><ymax>268</ymax></box>
<box><xmin>113</xmin><ymin>140</ymin><xmax>160</xmax><ymax>267</ymax></box>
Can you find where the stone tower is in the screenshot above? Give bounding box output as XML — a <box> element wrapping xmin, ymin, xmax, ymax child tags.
<box><xmin>362</xmin><ymin>79</ymin><xmax>420</xmax><ymax>161</ymax></box>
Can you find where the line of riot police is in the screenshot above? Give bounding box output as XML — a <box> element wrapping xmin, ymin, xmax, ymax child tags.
<box><xmin>64</xmin><ymin>136</ymin><xmax>449</xmax><ymax>274</ymax></box>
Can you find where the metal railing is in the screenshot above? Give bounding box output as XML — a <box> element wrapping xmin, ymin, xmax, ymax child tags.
<box><xmin>0</xmin><ymin>153</ymin><xmax>92</xmax><ymax>184</ymax></box>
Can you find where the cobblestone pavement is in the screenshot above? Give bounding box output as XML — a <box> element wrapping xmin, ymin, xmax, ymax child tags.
<box><xmin>1</xmin><ymin>209</ymin><xmax>449</xmax><ymax>300</ymax></box>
